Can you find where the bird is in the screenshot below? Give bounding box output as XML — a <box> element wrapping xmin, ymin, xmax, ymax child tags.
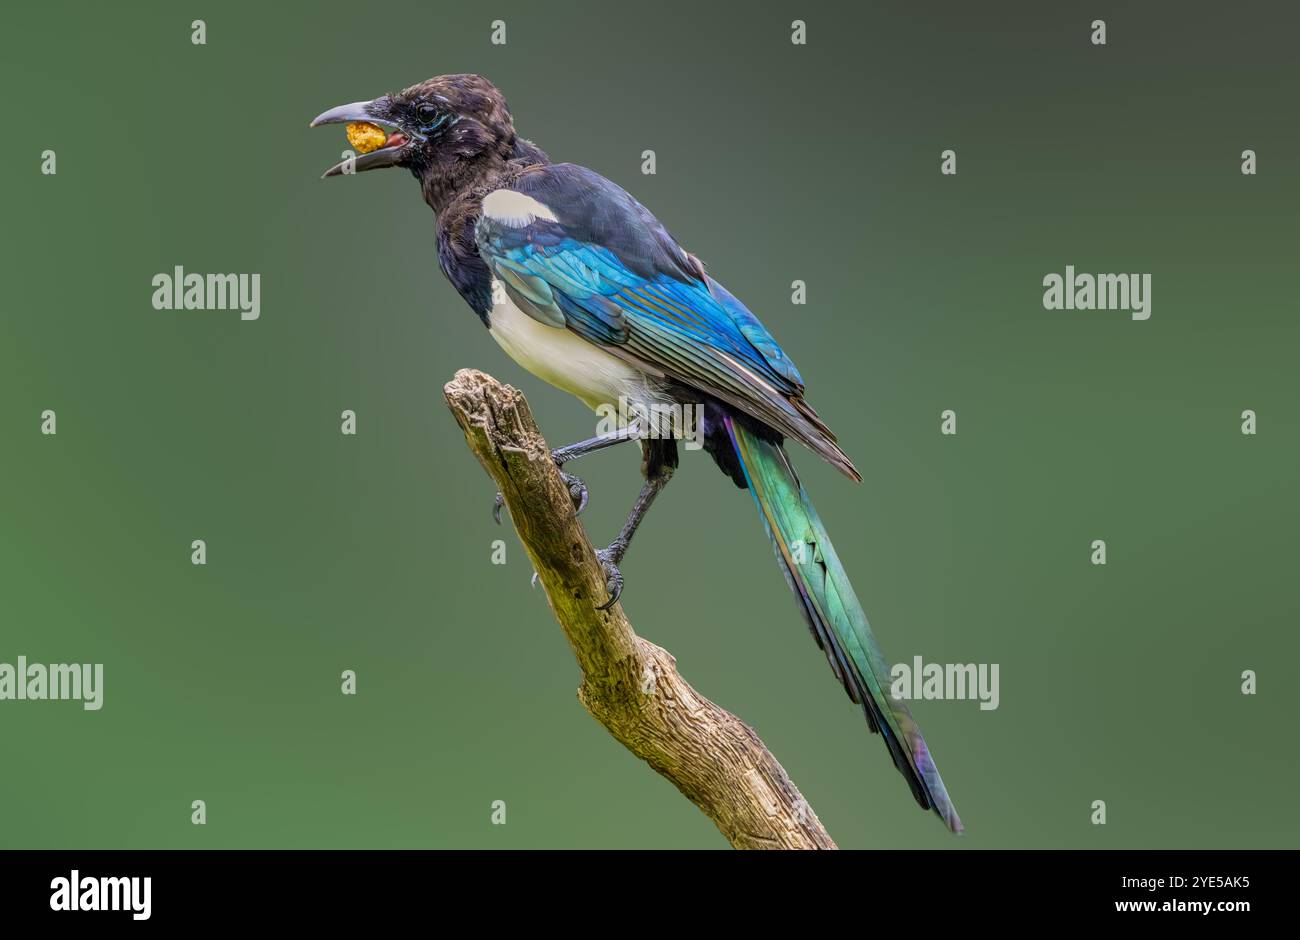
<box><xmin>311</xmin><ymin>74</ymin><xmax>962</xmax><ymax>833</ymax></box>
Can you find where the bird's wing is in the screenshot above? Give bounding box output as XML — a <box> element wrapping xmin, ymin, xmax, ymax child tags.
<box><xmin>475</xmin><ymin>163</ymin><xmax>859</xmax><ymax>480</ymax></box>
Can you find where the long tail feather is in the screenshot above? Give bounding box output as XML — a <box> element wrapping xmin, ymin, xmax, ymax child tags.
<box><xmin>725</xmin><ymin>415</ymin><xmax>963</xmax><ymax>833</ymax></box>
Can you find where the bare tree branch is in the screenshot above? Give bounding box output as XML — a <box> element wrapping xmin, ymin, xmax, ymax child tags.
<box><xmin>443</xmin><ymin>369</ymin><xmax>836</xmax><ymax>849</ymax></box>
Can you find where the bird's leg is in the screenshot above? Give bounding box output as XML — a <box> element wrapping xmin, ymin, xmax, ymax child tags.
<box><xmin>595</xmin><ymin>463</ymin><xmax>674</xmax><ymax>611</ymax></box>
<box><xmin>550</xmin><ymin>422</ymin><xmax>641</xmax><ymax>465</ymax></box>
<box><xmin>493</xmin><ymin>423</ymin><xmax>641</xmax><ymax>523</ymax></box>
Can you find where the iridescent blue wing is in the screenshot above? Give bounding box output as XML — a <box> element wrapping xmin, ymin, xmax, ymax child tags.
<box><xmin>475</xmin><ymin>163</ymin><xmax>857</xmax><ymax>479</ymax></box>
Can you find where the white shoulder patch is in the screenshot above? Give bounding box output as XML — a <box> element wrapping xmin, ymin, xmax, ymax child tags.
<box><xmin>481</xmin><ymin>189</ymin><xmax>559</xmax><ymax>228</ymax></box>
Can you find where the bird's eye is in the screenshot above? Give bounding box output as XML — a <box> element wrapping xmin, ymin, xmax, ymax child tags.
<box><xmin>417</xmin><ymin>104</ymin><xmax>439</xmax><ymax>125</ymax></box>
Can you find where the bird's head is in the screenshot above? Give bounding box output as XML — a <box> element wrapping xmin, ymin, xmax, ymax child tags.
<box><xmin>311</xmin><ymin>74</ymin><xmax>535</xmax><ymax>206</ymax></box>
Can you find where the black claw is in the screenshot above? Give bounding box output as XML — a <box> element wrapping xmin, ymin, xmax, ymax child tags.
<box><xmin>492</xmin><ymin>492</ymin><xmax>505</xmax><ymax>524</ymax></box>
<box><xmin>594</xmin><ymin>548</ymin><xmax>624</xmax><ymax>611</ymax></box>
<box><xmin>561</xmin><ymin>471</ymin><xmax>588</xmax><ymax>515</ymax></box>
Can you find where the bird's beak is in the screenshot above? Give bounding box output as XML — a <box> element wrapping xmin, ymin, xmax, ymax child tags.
<box><xmin>309</xmin><ymin>97</ymin><xmax>409</xmax><ymax>178</ymax></box>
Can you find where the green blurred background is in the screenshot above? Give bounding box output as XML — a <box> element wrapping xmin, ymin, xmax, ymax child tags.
<box><xmin>2</xmin><ymin>0</ymin><xmax>1296</xmax><ymax>848</ymax></box>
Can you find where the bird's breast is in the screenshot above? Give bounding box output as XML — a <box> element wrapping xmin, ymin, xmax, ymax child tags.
<box><xmin>486</xmin><ymin>284</ymin><xmax>660</xmax><ymax>414</ymax></box>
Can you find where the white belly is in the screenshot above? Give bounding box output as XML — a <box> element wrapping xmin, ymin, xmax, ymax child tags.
<box><xmin>487</xmin><ymin>288</ymin><xmax>661</xmax><ymax>413</ymax></box>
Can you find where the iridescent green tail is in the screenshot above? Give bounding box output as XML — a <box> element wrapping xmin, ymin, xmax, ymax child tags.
<box><xmin>726</xmin><ymin>416</ymin><xmax>963</xmax><ymax>833</ymax></box>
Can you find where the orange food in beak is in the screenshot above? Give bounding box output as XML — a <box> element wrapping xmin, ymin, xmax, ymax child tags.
<box><xmin>346</xmin><ymin>121</ymin><xmax>388</xmax><ymax>155</ymax></box>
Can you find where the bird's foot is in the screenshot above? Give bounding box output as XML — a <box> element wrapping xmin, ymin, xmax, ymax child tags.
<box><xmin>559</xmin><ymin>470</ymin><xmax>589</xmax><ymax>515</ymax></box>
<box><xmin>550</xmin><ymin>446</ymin><xmax>590</xmax><ymax>515</ymax></box>
<box><xmin>493</xmin><ymin>467</ymin><xmax>588</xmax><ymax>524</ymax></box>
<box><xmin>594</xmin><ymin>544</ymin><xmax>627</xmax><ymax>611</ymax></box>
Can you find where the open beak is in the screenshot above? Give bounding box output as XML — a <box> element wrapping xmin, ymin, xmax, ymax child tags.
<box><xmin>309</xmin><ymin>97</ymin><xmax>409</xmax><ymax>178</ymax></box>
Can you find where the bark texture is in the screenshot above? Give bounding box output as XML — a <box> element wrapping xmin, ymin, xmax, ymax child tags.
<box><xmin>443</xmin><ymin>369</ymin><xmax>836</xmax><ymax>849</ymax></box>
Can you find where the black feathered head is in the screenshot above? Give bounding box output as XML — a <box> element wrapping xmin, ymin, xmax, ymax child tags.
<box><xmin>311</xmin><ymin>73</ymin><xmax>544</xmax><ymax>197</ymax></box>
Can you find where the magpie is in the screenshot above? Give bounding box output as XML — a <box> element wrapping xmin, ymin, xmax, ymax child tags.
<box><xmin>311</xmin><ymin>74</ymin><xmax>961</xmax><ymax>832</ymax></box>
